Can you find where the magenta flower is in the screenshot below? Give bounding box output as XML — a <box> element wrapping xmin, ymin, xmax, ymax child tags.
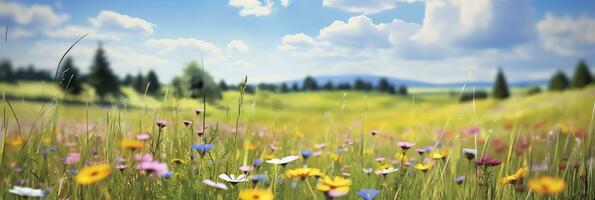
<box><xmin>64</xmin><ymin>153</ymin><xmax>80</xmax><ymax>164</ymax></box>
<box><xmin>463</xmin><ymin>127</ymin><xmax>481</xmax><ymax>135</ymax></box>
<box><xmin>475</xmin><ymin>157</ymin><xmax>502</xmax><ymax>167</ymax></box>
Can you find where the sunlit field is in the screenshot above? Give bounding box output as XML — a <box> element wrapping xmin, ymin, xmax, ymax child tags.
<box><xmin>1</xmin><ymin>80</ymin><xmax>594</xmax><ymax>199</ymax></box>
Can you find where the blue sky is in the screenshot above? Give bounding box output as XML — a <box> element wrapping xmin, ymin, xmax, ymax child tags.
<box><xmin>1</xmin><ymin>0</ymin><xmax>594</xmax><ymax>84</ymax></box>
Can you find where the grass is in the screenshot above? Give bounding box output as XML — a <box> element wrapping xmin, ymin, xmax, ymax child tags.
<box><xmin>0</xmin><ymin>81</ymin><xmax>593</xmax><ymax>199</ymax></box>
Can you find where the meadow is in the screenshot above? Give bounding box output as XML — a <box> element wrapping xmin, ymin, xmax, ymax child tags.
<box><xmin>0</xmin><ymin>81</ymin><xmax>594</xmax><ymax>199</ymax></box>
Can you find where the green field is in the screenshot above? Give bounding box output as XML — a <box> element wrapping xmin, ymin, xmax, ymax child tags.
<box><xmin>1</xmin><ymin>82</ymin><xmax>594</xmax><ymax>199</ymax></box>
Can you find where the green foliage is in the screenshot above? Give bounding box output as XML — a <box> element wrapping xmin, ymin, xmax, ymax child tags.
<box><xmin>302</xmin><ymin>76</ymin><xmax>318</xmax><ymax>91</ymax></box>
<box><xmin>58</xmin><ymin>57</ymin><xmax>83</xmax><ymax>95</ymax></box>
<box><xmin>526</xmin><ymin>86</ymin><xmax>542</xmax><ymax>95</ymax></box>
<box><xmin>0</xmin><ymin>59</ymin><xmax>15</xmax><ymax>83</ymax></box>
<box><xmin>549</xmin><ymin>70</ymin><xmax>570</xmax><ymax>91</ymax></box>
<box><xmin>459</xmin><ymin>90</ymin><xmax>488</xmax><ymax>102</ymax></box>
<box><xmin>219</xmin><ymin>80</ymin><xmax>228</xmax><ymax>91</ymax></box>
<box><xmin>377</xmin><ymin>78</ymin><xmax>391</xmax><ymax>93</ymax></box>
<box><xmin>492</xmin><ymin>69</ymin><xmax>510</xmax><ymax>99</ymax></box>
<box><xmin>571</xmin><ymin>60</ymin><xmax>592</xmax><ymax>88</ymax></box>
<box><xmin>133</xmin><ymin>72</ymin><xmax>146</xmax><ymax>93</ymax></box>
<box><xmin>280</xmin><ymin>83</ymin><xmax>289</xmax><ymax>93</ymax></box>
<box><xmin>87</xmin><ymin>43</ymin><xmax>120</xmax><ymax>99</ymax></box>
<box><xmin>145</xmin><ymin>70</ymin><xmax>161</xmax><ymax>95</ymax></box>
<box><xmin>122</xmin><ymin>74</ymin><xmax>133</xmax><ymax>86</ymax></box>
<box><xmin>397</xmin><ymin>85</ymin><xmax>408</xmax><ymax>96</ymax></box>
<box><xmin>174</xmin><ymin>61</ymin><xmax>222</xmax><ymax>100</ymax></box>
<box><xmin>322</xmin><ymin>81</ymin><xmax>334</xmax><ymax>91</ymax></box>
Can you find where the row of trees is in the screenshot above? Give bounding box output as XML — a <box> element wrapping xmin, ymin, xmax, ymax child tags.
<box><xmin>0</xmin><ymin>62</ymin><xmax>53</xmax><ymax>83</ymax></box>
<box><xmin>470</xmin><ymin>60</ymin><xmax>593</xmax><ymax>102</ymax></box>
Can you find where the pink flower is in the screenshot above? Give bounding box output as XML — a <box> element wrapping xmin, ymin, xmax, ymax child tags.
<box><xmin>239</xmin><ymin>166</ymin><xmax>252</xmax><ymax>174</ymax></box>
<box><xmin>134</xmin><ymin>153</ymin><xmax>154</xmax><ymax>162</ymax></box>
<box><xmin>136</xmin><ymin>160</ymin><xmax>169</xmax><ymax>177</ymax></box>
<box><xmin>397</xmin><ymin>142</ymin><xmax>415</xmax><ymax>150</ymax></box>
<box><xmin>136</xmin><ymin>133</ymin><xmax>150</xmax><ymax>141</ymax></box>
<box><xmin>194</xmin><ymin>108</ymin><xmax>204</xmax><ymax>115</ymax></box>
<box><xmin>183</xmin><ymin>120</ymin><xmax>192</xmax><ymax>127</ymax></box>
<box><xmin>155</xmin><ymin>120</ymin><xmax>167</xmax><ymax>128</ymax></box>
<box><xmin>203</xmin><ymin>179</ymin><xmax>228</xmax><ymax>190</ymax></box>
<box><xmin>65</xmin><ymin>153</ymin><xmax>80</xmax><ymax>164</ymax></box>
<box><xmin>115</xmin><ymin>165</ymin><xmax>128</xmax><ymax>171</ymax></box>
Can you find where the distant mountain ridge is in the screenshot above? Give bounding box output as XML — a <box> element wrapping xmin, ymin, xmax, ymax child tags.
<box><xmin>277</xmin><ymin>74</ymin><xmax>547</xmax><ymax>88</ymax></box>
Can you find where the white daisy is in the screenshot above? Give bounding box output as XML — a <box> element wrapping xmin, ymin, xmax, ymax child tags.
<box><xmin>218</xmin><ymin>174</ymin><xmax>248</xmax><ymax>184</ymax></box>
<box><xmin>374</xmin><ymin>167</ymin><xmax>399</xmax><ymax>175</ymax></box>
<box><xmin>266</xmin><ymin>155</ymin><xmax>299</xmax><ymax>166</ymax></box>
<box><xmin>9</xmin><ymin>186</ymin><xmax>48</xmax><ymax>197</ymax></box>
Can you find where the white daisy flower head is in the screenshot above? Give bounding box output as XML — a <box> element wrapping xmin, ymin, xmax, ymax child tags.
<box><xmin>375</xmin><ymin>167</ymin><xmax>399</xmax><ymax>176</ymax></box>
<box><xmin>266</xmin><ymin>155</ymin><xmax>299</xmax><ymax>166</ymax></box>
<box><xmin>9</xmin><ymin>186</ymin><xmax>49</xmax><ymax>197</ymax></box>
<box><xmin>218</xmin><ymin>174</ymin><xmax>248</xmax><ymax>184</ymax></box>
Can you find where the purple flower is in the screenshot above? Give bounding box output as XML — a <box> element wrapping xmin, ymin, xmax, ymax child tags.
<box><xmin>455</xmin><ymin>176</ymin><xmax>465</xmax><ymax>185</ymax></box>
<box><xmin>475</xmin><ymin>157</ymin><xmax>502</xmax><ymax>167</ymax></box>
<box><xmin>192</xmin><ymin>144</ymin><xmax>214</xmax><ymax>158</ymax></box>
<box><xmin>183</xmin><ymin>120</ymin><xmax>192</xmax><ymax>127</ymax></box>
<box><xmin>397</xmin><ymin>142</ymin><xmax>415</xmax><ymax>150</ymax></box>
<box><xmin>136</xmin><ymin>133</ymin><xmax>150</xmax><ymax>141</ymax></box>
<box><xmin>134</xmin><ymin>153</ymin><xmax>154</xmax><ymax>162</ymax></box>
<box><xmin>239</xmin><ymin>166</ymin><xmax>252</xmax><ymax>174</ymax></box>
<box><xmin>252</xmin><ymin>159</ymin><xmax>263</xmax><ymax>168</ymax></box>
<box><xmin>155</xmin><ymin>120</ymin><xmax>167</xmax><ymax>128</ymax></box>
<box><xmin>415</xmin><ymin>148</ymin><xmax>428</xmax><ymax>155</ymax></box>
<box><xmin>251</xmin><ymin>174</ymin><xmax>267</xmax><ymax>184</ymax></box>
<box><xmin>357</xmin><ymin>189</ymin><xmax>380</xmax><ymax>200</ymax></box>
<box><xmin>115</xmin><ymin>164</ymin><xmax>128</xmax><ymax>171</ymax></box>
<box><xmin>462</xmin><ymin>148</ymin><xmax>477</xmax><ymax>160</ymax></box>
<box><xmin>300</xmin><ymin>150</ymin><xmax>313</xmax><ymax>159</ymax></box>
<box><xmin>64</xmin><ymin>153</ymin><xmax>80</xmax><ymax>165</ymax></box>
<box><xmin>463</xmin><ymin>127</ymin><xmax>481</xmax><ymax>135</ymax></box>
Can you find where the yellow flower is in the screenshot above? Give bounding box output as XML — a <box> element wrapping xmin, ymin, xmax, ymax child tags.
<box><xmin>8</xmin><ymin>136</ymin><xmax>24</xmax><ymax>146</ymax></box>
<box><xmin>120</xmin><ymin>139</ymin><xmax>144</xmax><ymax>150</ymax></box>
<box><xmin>330</xmin><ymin>153</ymin><xmax>343</xmax><ymax>163</ymax></box>
<box><xmin>394</xmin><ymin>153</ymin><xmax>409</xmax><ymax>162</ymax></box>
<box><xmin>316</xmin><ymin>176</ymin><xmax>351</xmax><ymax>195</ymax></box>
<box><xmin>430</xmin><ymin>150</ymin><xmax>448</xmax><ymax>160</ymax></box>
<box><xmin>556</xmin><ymin>122</ymin><xmax>570</xmax><ymax>134</ymax></box>
<box><xmin>76</xmin><ymin>164</ymin><xmax>111</xmax><ymax>185</ymax></box>
<box><xmin>287</xmin><ymin>167</ymin><xmax>323</xmax><ymax>179</ymax></box>
<box><xmin>378</xmin><ymin>163</ymin><xmax>392</xmax><ymax>170</ymax></box>
<box><xmin>500</xmin><ymin>167</ymin><xmax>528</xmax><ymax>185</ymax></box>
<box><xmin>243</xmin><ymin>140</ymin><xmax>257</xmax><ymax>150</ymax></box>
<box><xmin>170</xmin><ymin>158</ymin><xmax>187</xmax><ymax>165</ymax></box>
<box><xmin>239</xmin><ymin>189</ymin><xmax>273</xmax><ymax>200</ymax></box>
<box><xmin>414</xmin><ymin>162</ymin><xmax>432</xmax><ymax>172</ymax></box>
<box><xmin>528</xmin><ymin>176</ymin><xmax>565</xmax><ymax>195</ymax></box>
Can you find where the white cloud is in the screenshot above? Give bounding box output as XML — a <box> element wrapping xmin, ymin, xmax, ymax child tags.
<box><xmin>1</xmin><ymin>26</ymin><xmax>35</xmax><ymax>39</ymax></box>
<box><xmin>88</xmin><ymin>10</ymin><xmax>155</xmax><ymax>35</ymax></box>
<box><xmin>537</xmin><ymin>13</ymin><xmax>595</xmax><ymax>56</ymax></box>
<box><xmin>144</xmin><ymin>38</ymin><xmax>225</xmax><ymax>58</ymax></box>
<box><xmin>44</xmin><ymin>25</ymin><xmax>125</xmax><ymax>41</ymax></box>
<box><xmin>319</xmin><ymin>15</ymin><xmax>392</xmax><ymax>49</ymax></box>
<box><xmin>229</xmin><ymin>0</ymin><xmax>273</xmax><ymax>17</ymax></box>
<box><xmin>322</xmin><ymin>0</ymin><xmax>398</xmax><ymax>14</ymax></box>
<box><xmin>280</xmin><ymin>0</ymin><xmax>291</xmax><ymax>7</ymax></box>
<box><xmin>0</xmin><ymin>1</ymin><xmax>68</xmax><ymax>27</ymax></box>
<box><xmin>227</xmin><ymin>40</ymin><xmax>249</xmax><ymax>53</ymax></box>
<box><xmin>231</xmin><ymin>60</ymin><xmax>255</xmax><ymax>68</ymax></box>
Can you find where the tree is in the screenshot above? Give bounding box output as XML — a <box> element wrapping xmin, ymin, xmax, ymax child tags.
<box><xmin>122</xmin><ymin>74</ymin><xmax>133</xmax><ymax>86</ymax></box>
<box><xmin>145</xmin><ymin>70</ymin><xmax>161</xmax><ymax>95</ymax></box>
<box><xmin>492</xmin><ymin>68</ymin><xmax>510</xmax><ymax>99</ymax></box>
<box><xmin>171</xmin><ymin>77</ymin><xmax>184</xmax><ymax>98</ymax></box>
<box><xmin>377</xmin><ymin>78</ymin><xmax>391</xmax><ymax>93</ymax></box>
<box><xmin>302</xmin><ymin>76</ymin><xmax>318</xmax><ymax>91</ymax></box>
<box><xmin>58</xmin><ymin>57</ymin><xmax>83</xmax><ymax>94</ymax></box>
<box><xmin>280</xmin><ymin>83</ymin><xmax>289</xmax><ymax>93</ymax></box>
<box><xmin>177</xmin><ymin>61</ymin><xmax>222</xmax><ymax>100</ymax></box>
<box><xmin>397</xmin><ymin>85</ymin><xmax>408</xmax><ymax>96</ymax></box>
<box><xmin>0</xmin><ymin>59</ymin><xmax>15</xmax><ymax>83</ymax></box>
<box><xmin>571</xmin><ymin>60</ymin><xmax>592</xmax><ymax>88</ymax></box>
<box><xmin>87</xmin><ymin>43</ymin><xmax>120</xmax><ymax>99</ymax></box>
<box><xmin>322</xmin><ymin>81</ymin><xmax>334</xmax><ymax>91</ymax></box>
<box><xmin>133</xmin><ymin>72</ymin><xmax>146</xmax><ymax>93</ymax></box>
<box><xmin>337</xmin><ymin>83</ymin><xmax>352</xmax><ymax>90</ymax></box>
<box><xmin>549</xmin><ymin>70</ymin><xmax>569</xmax><ymax>91</ymax></box>
<box><xmin>291</xmin><ymin>82</ymin><xmax>300</xmax><ymax>91</ymax></box>
<box><xmin>219</xmin><ymin>80</ymin><xmax>228</xmax><ymax>91</ymax></box>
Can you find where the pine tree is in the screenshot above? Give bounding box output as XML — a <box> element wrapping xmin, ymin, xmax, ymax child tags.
<box><xmin>133</xmin><ymin>72</ymin><xmax>146</xmax><ymax>93</ymax></box>
<box><xmin>571</xmin><ymin>60</ymin><xmax>592</xmax><ymax>88</ymax></box>
<box><xmin>322</xmin><ymin>81</ymin><xmax>334</xmax><ymax>90</ymax></box>
<box><xmin>291</xmin><ymin>82</ymin><xmax>300</xmax><ymax>91</ymax></box>
<box><xmin>58</xmin><ymin>57</ymin><xmax>83</xmax><ymax>94</ymax></box>
<box><xmin>0</xmin><ymin>59</ymin><xmax>15</xmax><ymax>83</ymax></box>
<box><xmin>377</xmin><ymin>78</ymin><xmax>391</xmax><ymax>93</ymax></box>
<box><xmin>549</xmin><ymin>70</ymin><xmax>569</xmax><ymax>91</ymax></box>
<box><xmin>280</xmin><ymin>83</ymin><xmax>289</xmax><ymax>93</ymax></box>
<box><xmin>145</xmin><ymin>70</ymin><xmax>161</xmax><ymax>95</ymax></box>
<box><xmin>122</xmin><ymin>74</ymin><xmax>133</xmax><ymax>86</ymax></box>
<box><xmin>87</xmin><ymin>43</ymin><xmax>120</xmax><ymax>99</ymax></box>
<box><xmin>397</xmin><ymin>85</ymin><xmax>408</xmax><ymax>96</ymax></box>
<box><xmin>492</xmin><ymin>68</ymin><xmax>510</xmax><ymax>99</ymax></box>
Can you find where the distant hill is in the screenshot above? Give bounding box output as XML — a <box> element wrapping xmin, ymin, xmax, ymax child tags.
<box><xmin>277</xmin><ymin>74</ymin><xmax>547</xmax><ymax>88</ymax></box>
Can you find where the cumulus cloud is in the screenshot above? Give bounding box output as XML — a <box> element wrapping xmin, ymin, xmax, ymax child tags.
<box><xmin>88</xmin><ymin>10</ymin><xmax>155</xmax><ymax>35</ymax></box>
<box><xmin>229</xmin><ymin>0</ymin><xmax>273</xmax><ymax>17</ymax></box>
<box><xmin>280</xmin><ymin>0</ymin><xmax>292</xmax><ymax>7</ymax></box>
<box><xmin>227</xmin><ymin>40</ymin><xmax>249</xmax><ymax>53</ymax></box>
<box><xmin>0</xmin><ymin>1</ymin><xmax>69</xmax><ymax>27</ymax></box>
<box><xmin>537</xmin><ymin>13</ymin><xmax>595</xmax><ymax>56</ymax></box>
<box><xmin>144</xmin><ymin>38</ymin><xmax>225</xmax><ymax>58</ymax></box>
<box><xmin>322</xmin><ymin>0</ymin><xmax>399</xmax><ymax>14</ymax></box>
<box><xmin>44</xmin><ymin>25</ymin><xmax>125</xmax><ymax>41</ymax></box>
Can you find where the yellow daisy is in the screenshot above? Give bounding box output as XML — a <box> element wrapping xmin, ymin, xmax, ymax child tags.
<box><xmin>76</xmin><ymin>164</ymin><xmax>111</xmax><ymax>185</ymax></box>
<box><xmin>528</xmin><ymin>176</ymin><xmax>565</xmax><ymax>195</ymax></box>
<box><xmin>120</xmin><ymin>139</ymin><xmax>144</xmax><ymax>150</ymax></box>
<box><xmin>500</xmin><ymin>167</ymin><xmax>528</xmax><ymax>185</ymax></box>
<box><xmin>239</xmin><ymin>189</ymin><xmax>274</xmax><ymax>200</ymax></box>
